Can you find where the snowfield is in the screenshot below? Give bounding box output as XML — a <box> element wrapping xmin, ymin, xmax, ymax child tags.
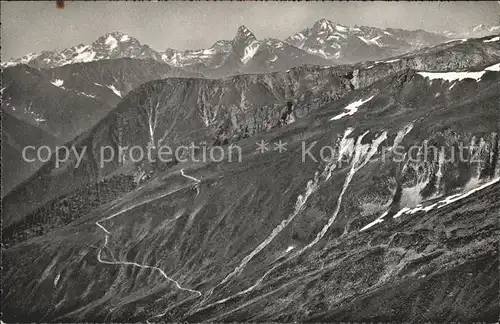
<box><xmin>330</xmin><ymin>95</ymin><xmax>375</xmax><ymax>121</ymax></box>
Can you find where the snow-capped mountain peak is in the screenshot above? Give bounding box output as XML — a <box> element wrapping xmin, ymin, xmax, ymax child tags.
<box><xmin>313</xmin><ymin>19</ymin><xmax>354</xmax><ymax>35</ymax></box>
<box><xmin>230</xmin><ymin>25</ymin><xmax>261</xmax><ymax>64</ymax></box>
<box><xmin>93</xmin><ymin>32</ymin><xmax>138</xmax><ymax>47</ymax></box>
<box><xmin>315</xmin><ymin>18</ymin><xmax>335</xmax><ymax>32</ymax></box>
<box><xmin>235</xmin><ymin>25</ymin><xmax>257</xmax><ymax>41</ymax></box>
<box><xmin>2</xmin><ymin>21</ymin><xmax>453</xmax><ymax>72</ymax></box>
<box><xmin>285</xmin><ymin>18</ymin><xmax>449</xmax><ymax>63</ymax></box>
<box><xmin>90</xmin><ymin>32</ymin><xmax>146</xmax><ymax>55</ymax></box>
<box><xmin>233</xmin><ymin>25</ymin><xmax>258</xmax><ymax>49</ymax></box>
<box><xmin>1</xmin><ymin>31</ymin><xmax>161</xmax><ymax>69</ymax></box>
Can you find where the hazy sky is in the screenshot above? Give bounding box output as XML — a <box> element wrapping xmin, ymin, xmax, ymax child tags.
<box><xmin>2</xmin><ymin>1</ymin><xmax>499</xmax><ymax>60</ymax></box>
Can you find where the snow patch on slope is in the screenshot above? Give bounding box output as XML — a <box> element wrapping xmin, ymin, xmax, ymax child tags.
<box><xmin>360</xmin><ymin>211</ymin><xmax>388</xmax><ymax>231</ymax></box>
<box><xmin>358</xmin><ymin>36</ymin><xmax>383</xmax><ymax>46</ymax></box>
<box><xmin>394</xmin><ymin>178</ymin><xmax>499</xmax><ymax>218</ymax></box>
<box><xmin>54</xmin><ymin>273</ymin><xmax>61</xmax><ymax>287</ymax></box>
<box><xmin>445</xmin><ymin>38</ymin><xmax>468</xmax><ymax>44</ymax></box>
<box><xmin>436</xmin><ymin>177</ymin><xmax>499</xmax><ymax>209</ymax></box>
<box><xmin>70</xmin><ymin>47</ymin><xmax>97</xmax><ymax>65</ymax></box>
<box><xmin>51</xmin><ymin>79</ymin><xmax>64</xmax><ymax>87</ymax></box>
<box><xmin>391</xmin><ymin>123</ymin><xmax>414</xmax><ymax>150</ymax></box>
<box><xmin>77</xmin><ymin>91</ymin><xmax>96</xmax><ymax>99</ymax></box>
<box><xmin>330</xmin><ymin>95</ymin><xmax>375</xmax><ymax>121</ymax></box>
<box><xmin>34</xmin><ymin>117</ymin><xmax>47</xmax><ymax>123</ymax></box>
<box><xmin>106</xmin><ymin>85</ymin><xmax>122</xmax><ymax>97</ymax></box>
<box><xmin>483</xmin><ymin>36</ymin><xmax>500</xmax><ymax>43</ymax></box>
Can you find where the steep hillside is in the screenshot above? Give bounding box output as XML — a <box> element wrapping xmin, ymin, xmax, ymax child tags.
<box><xmin>1</xmin><ymin>112</ymin><xmax>58</xmax><ymax>196</ymax></box>
<box><xmin>1</xmin><ymin>64</ymin><xmax>114</xmax><ymax>141</ymax></box>
<box><xmin>1</xmin><ymin>66</ymin><xmax>355</xmax><ymax>228</ymax></box>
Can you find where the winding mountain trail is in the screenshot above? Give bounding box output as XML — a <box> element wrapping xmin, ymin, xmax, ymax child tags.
<box><xmin>94</xmin><ymin>168</ymin><xmax>203</xmax><ymax>320</ymax></box>
<box><xmin>180</xmin><ymin>168</ymin><xmax>201</xmax><ymax>184</ymax></box>
<box><xmin>96</xmin><ymin>234</ymin><xmax>202</xmax><ymax>296</ymax></box>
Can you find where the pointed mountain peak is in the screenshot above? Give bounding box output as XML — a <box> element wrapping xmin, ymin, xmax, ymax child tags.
<box><xmin>314</xmin><ymin>18</ymin><xmax>335</xmax><ymax>32</ymax></box>
<box><xmin>94</xmin><ymin>32</ymin><xmax>138</xmax><ymax>46</ymax></box>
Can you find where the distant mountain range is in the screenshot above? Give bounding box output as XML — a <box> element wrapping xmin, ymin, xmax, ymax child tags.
<box><xmin>1</xmin><ymin>19</ymin><xmax>463</xmax><ymax>73</ymax></box>
<box><xmin>442</xmin><ymin>23</ymin><xmax>500</xmax><ymax>39</ymax></box>
<box><xmin>0</xmin><ymin>27</ymin><xmax>331</xmax><ymax>75</ymax></box>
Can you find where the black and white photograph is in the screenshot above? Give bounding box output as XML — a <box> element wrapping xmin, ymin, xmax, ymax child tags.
<box><xmin>1</xmin><ymin>1</ymin><xmax>499</xmax><ymax>322</ymax></box>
